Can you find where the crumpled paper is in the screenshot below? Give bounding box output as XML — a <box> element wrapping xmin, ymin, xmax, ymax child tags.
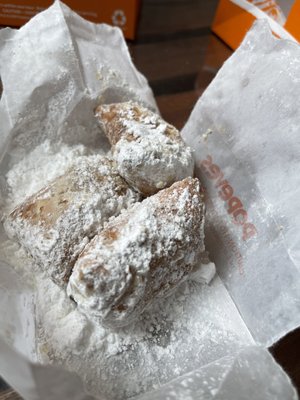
<box><xmin>0</xmin><ymin>0</ymin><xmax>156</xmax><ymax>165</ymax></box>
<box><xmin>0</xmin><ymin>336</ymin><xmax>97</xmax><ymax>400</ymax></box>
<box><xmin>182</xmin><ymin>19</ymin><xmax>300</xmax><ymax>347</ymax></box>
<box><xmin>138</xmin><ymin>347</ymin><xmax>297</xmax><ymax>400</ymax></box>
<box><xmin>0</xmin><ymin>2</ymin><xmax>298</xmax><ymax>400</ymax></box>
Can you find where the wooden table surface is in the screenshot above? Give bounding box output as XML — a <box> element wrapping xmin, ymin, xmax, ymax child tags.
<box><xmin>0</xmin><ymin>0</ymin><xmax>299</xmax><ymax>398</ymax></box>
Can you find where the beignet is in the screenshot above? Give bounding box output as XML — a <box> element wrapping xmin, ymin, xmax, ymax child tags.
<box><xmin>68</xmin><ymin>177</ymin><xmax>205</xmax><ymax>328</ymax></box>
<box><xmin>95</xmin><ymin>101</ymin><xmax>194</xmax><ymax>196</ymax></box>
<box><xmin>4</xmin><ymin>156</ymin><xmax>139</xmax><ymax>285</ymax></box>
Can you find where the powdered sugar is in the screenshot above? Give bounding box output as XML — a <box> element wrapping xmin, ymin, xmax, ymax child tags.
<box><xmin>96</xmin><ymin>102</ymin><xmax>195</xmax><ymax>195</ymax></box>
<box><xmin>4</xmin><ymin>140</ymin><xmax>93</xmax><ymax>212</ymax></box>
<box><xmin>68</xmin><ymin>178</ymin><xmax>205</xmax><ymax>328</ymax></box>
<box><xmin>4</xmin><ymin>153</ymin><xmax>139</xmax><ymax>285</ymax></box>
<box><xmin>0</xmin><ymin>140</ymin><xmax>253</xmax><ymax>400</ymax></box>
<box><xmin>114</xmin><ymin>131</ymin><xmax>194</xmax><ymax>193</ymax></box>
<box><xmin>1</xmin><ymin>133</ymin><xmax>255</xmax><ymax>400</ymax></box>
<box><xmin>36</xmin><ymin>271</ymin><xmax>253</xmax><ymax>400</ymax></box>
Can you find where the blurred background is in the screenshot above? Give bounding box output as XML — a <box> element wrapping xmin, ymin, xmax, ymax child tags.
<box><xmin>131</xmin><ymin>0</ymin><xmax>228</xmax><ymax>129</ymax></box>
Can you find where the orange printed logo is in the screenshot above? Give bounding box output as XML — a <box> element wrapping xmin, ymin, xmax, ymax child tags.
<box><xmin>200</xmin><ymin>155</ymin><xmax>257</xmax><ymax>241</ymax></box>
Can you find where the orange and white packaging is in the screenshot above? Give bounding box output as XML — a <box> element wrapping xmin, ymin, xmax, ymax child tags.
<box><xmin>0</xmin><ymin>0</ymin><xmax>140</xmax><ymax>39</ymax></box>
<box><xmin>212</xmin><ymin>0</ymin><xmax>300</xmax><ymax>49</ymax></box>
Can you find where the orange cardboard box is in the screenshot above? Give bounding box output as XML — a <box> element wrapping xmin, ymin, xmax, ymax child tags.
<box><xmin>212</xmin><ymin>0</ymin><xmax>299</xmax><ymax>50</ymax></box>
<box><xmin>285</xmin><ymin>0</ymin><xmax>300</xmax><ymax>42</ymax></box>
<box><xmin>0</xmin><ymin>0</ymin><xmax>140</xmax><ymax>39</ymax></box>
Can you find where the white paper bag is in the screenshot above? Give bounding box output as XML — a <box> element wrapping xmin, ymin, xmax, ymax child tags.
<box><xmin>0</xmin><ymin>2</ymin><xmax>298</xmax><ymax>399</ymax></box>
<box><xmin>0</xmin><ymin>0</ymin><xmax>156</xmax><ymax>165</ymax></box>
<box><xmin>182</xmin><ymin>19</ymin><xmax>300</xmax><ymax>346</ymax></box>
<box><xmin>138</xmin><ymin>347</ymin><xmax>297</xmax><ymax>400</ymax></box>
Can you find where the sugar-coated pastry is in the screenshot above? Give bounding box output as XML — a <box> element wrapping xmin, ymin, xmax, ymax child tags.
<box><xmin>4</xmin><ymin>156</ymin><xmax>140</xmax><ymax>285</ymax></box>
<box><xmin>68</xmin><ymin>177</ymin><xmax>205</xmax><ymax>328</ymax></box>
<box><xmin>95</xmin><ymin>101</ymin><xmax>194</xmax><ymax>196</ymax></box>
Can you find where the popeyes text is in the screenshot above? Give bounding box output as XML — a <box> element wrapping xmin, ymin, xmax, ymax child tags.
<box><xmin>199</xmin><ymin>155</ymin><xmax>257</xmax><ymax>241</ymax></box>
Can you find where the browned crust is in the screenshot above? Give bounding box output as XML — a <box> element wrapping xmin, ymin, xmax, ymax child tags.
<box><xmin>95</xmin><ymin>102</ymin><xmax>181</xmax><ymax>146</ymax></box>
